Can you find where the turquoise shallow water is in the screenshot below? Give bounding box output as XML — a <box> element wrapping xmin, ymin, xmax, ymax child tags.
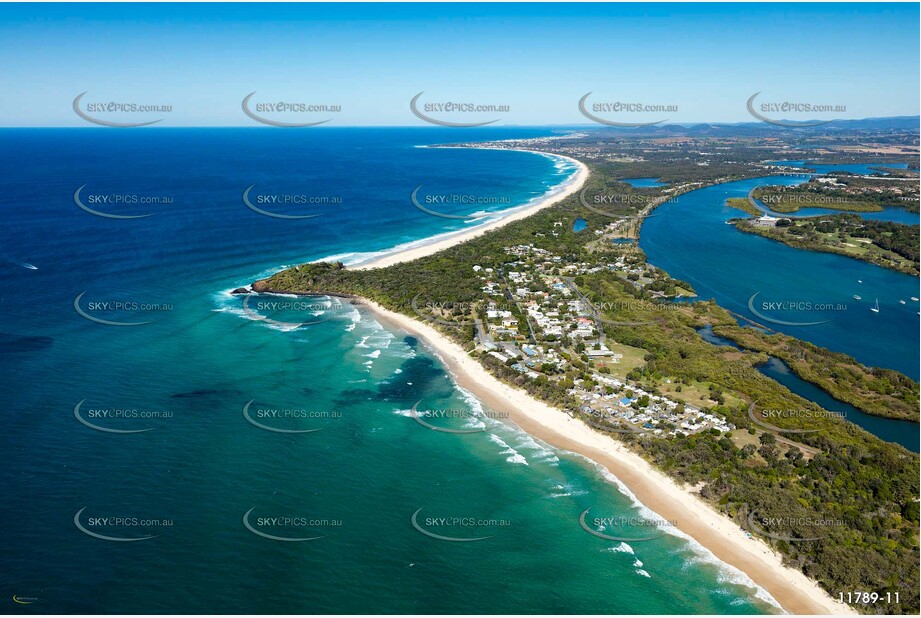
<box><xmin>0</xmin><ymin>129</ymin><xmax>777</xmax><ymax>614</ymax></box>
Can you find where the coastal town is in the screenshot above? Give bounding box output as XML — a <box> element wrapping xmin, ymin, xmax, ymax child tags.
<box><xmin>248</xmin><ymin>119</ymin><xmax>919</xmax><ymax>616</ymax></box>
<box><xmin>470</xmin><ymin>241</ymin><xmax>734</xmax><ymax>438</ymax></box>
<box><xmin>7</xmin><ymin>3</ymin><xmax>919</xmax><ymax>617</ymax></box>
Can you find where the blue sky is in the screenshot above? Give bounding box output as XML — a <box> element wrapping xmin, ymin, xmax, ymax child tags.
<box><xmin>0</xmin><ymin>2</ymin><xmax>918</xmax><ymax>126</ymax></box>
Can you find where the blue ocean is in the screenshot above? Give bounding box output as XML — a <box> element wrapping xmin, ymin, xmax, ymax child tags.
<box><xmin>0</xmin><ymin>128</ymin><xmax>780</xmax><ymax>614</ymax></box>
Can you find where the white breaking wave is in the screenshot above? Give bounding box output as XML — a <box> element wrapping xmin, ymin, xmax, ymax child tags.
<box><xmin>347</xmin><ymin>305</ymin><xmax>362</xmax><ymax>323</ymax></box>
<box><xmin>210</xmin><ymin>300</ymin><xmax>306</xmax><ymax>333</ymax></box>
<box><xmin>452</xmin><ymin>385</ymin><xmax>561</xmax><ymax>466</ymax></box>
<box><xmin>314</xmin><ymin>154</ymin><xmax>580</xmax><ymax>270</ymax></box>
<box><xmin>211</xmin><ymin>288</ymin><xmax>340</xmax><ymax>333</ymax></box>
<box><xmin>508</xmin><ymin>431</ymin><xmax>560</xmax><ymax>465</ymax></box>
<box><xmin>549</xmin><ymin>482</ymin><xmax>587</xmax><ymax>499</ymax></box>
<box><xmin>678</xmin><ymin>551</ymin><xmax>781</xmax><ymax>609</ymax></box>
<box><xmin>488</xmin><ymin>434</ymin><xmax>528</xmax><ymax>466</ymax></box>
<box><xmin>605</xmin><ymin>542</ymin><xmax>634</xmax><ymax>555</ymax></box>
<box><xmin>580</xmin><ymin>457</ymin><xmax>782</xmax><ymax>610</ymax></box>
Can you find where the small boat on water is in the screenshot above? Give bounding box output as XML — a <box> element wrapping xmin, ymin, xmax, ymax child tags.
<box><xmin>857</xmin><ymin>279</ymin><xmax>863</xmax><ymax>283</ymax></box>
<box><xmin>7</xmin><ymin>259</ymin><xmax>37</xmax><ymax>270</ymax></box>
<box><xmin>900</xmin><ymin>300</ymin><xmax>906</xmax><ymax>305</ymax></box>
<box><xmin>870</xmin><ymin>299</ymin><xmax>880</xmax><ymax>313</ymax></box>
<box><xmin>853</xmin><ymin>295</ymin><xmax>861</xmax><ymax>301</ymax></box>
<box><xmin>912</xmin><ymin>297</ymin><xmax>919</xmax><ymax>302</ymax></box>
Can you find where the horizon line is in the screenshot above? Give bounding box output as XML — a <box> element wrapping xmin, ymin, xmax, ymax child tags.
<box><xmin>2</xmin><ymin>115</ymin><xmax>920</xmax><ymax>130</ymax></box>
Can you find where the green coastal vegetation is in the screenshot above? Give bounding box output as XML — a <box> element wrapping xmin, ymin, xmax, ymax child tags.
<box><xmin>753</xmin><ymin>190</ymin><xmax>881</xmax><ymax>213</ymax></box>
<box><xmin>873</xmin><ymin>166</ymin><xmax>921</xmax><ymax>182</ymax></box>
<box><xmin>733</xmin><ymin>215</ymin><xmax>920</xmax><ymax>276</ymax></box>
<box><xmin>726</xmin><ymin>197</ymin><xmax>762</xmax><ymax>216</ymax></box>
<box><xmin>252</xmin><ymin>154</ymin><xmax>920</xmax><ymax>614</ymax></box>
<box><xmin>752</xmin><ymin>176</ymin><xmax>919</xmax><ymax>214</ymax></box>
<box><xmin>711</xmin><ymin>323</ymin><xmax>919</xmax><ymax>421</ymax></box>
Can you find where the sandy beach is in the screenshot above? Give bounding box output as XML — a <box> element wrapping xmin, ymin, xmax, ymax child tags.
<box><xmin>361</xmin><ymin>298</ymin><xmax>854</xmax><ymax>615</ymax></box>
<box><xmin>352</xmin><ymin>150</ymin><xmax>588</xmax><ymax>270</ymax></box>
<box><xmin>286</xmin><ymin>146</ymin><xmax>853</xmax><ymax>613</ymax></box>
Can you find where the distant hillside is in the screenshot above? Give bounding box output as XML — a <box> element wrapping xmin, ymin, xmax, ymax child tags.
<box><xmin>558</xmin><ymin>116</ymin><xmax>920</xmax><ymax>137</ymax></box>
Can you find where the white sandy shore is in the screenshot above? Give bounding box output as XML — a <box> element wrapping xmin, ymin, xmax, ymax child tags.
<box><xmin>288</xmin><ymin>145</ymin><xmax>852</xmax><ymax>613</ymax></box>
<box><xmin>352</xmin><ymin>150</ymin><xmax>588</xmax><ymax>270</ymax></box>
<box><xmin>361</xmin><ymin>298</ymin><xmax>854</xmax><ymax>615</ymax></box>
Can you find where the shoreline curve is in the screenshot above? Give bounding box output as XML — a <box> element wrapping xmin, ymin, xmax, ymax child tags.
<box><xmin>350</xmin><ymin>149</ymin><xmax>588</xmax><ymax>271</ymax></box>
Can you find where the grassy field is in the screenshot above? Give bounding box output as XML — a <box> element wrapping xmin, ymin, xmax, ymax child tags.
<box><xmin>597</xmin><ymin>340</ymin><xmax>646</xmax><ymax>379</ymax></box>
<box><xmin>735</xmin><ymin>221</ymin><xmax>919</xmax><ymax>275</ymax></box>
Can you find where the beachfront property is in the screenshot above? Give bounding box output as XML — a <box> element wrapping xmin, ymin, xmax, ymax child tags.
<box><xmin>463</xmin><ymin>237</ymin><xmax>736</xmax><ymax>439</ymax></box>
<box><xmin>574</xmin><ymin>374</ymin><xmax>734</xmax><ymax>437</ymax></box>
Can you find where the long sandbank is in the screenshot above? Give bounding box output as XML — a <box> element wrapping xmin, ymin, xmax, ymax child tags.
<box><xmin>352</xmin><ymin>150</ymin><xmax>588</xmax><ymax>270</ymax></box>
<box><xmin>360</xmin><ymin>298</ymin><xmax>854</xmax><ymax>616</ymax></box>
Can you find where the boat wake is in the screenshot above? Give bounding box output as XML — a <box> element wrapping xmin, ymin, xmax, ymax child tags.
<box><xmin>7</xmin><ymin>259</ymin><xmax>38</xmax><ymax>270</ymax></box>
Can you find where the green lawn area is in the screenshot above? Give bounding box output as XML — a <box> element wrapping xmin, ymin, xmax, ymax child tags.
<box><xmin>814</xmin><ymin>231</ymin><xmax>914</xmax><ymax>267</ymax></box>
<box><xmin>596</xmin><ymin>340</ymin><xmax>647</xmax><ymax>379</ymax></box>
